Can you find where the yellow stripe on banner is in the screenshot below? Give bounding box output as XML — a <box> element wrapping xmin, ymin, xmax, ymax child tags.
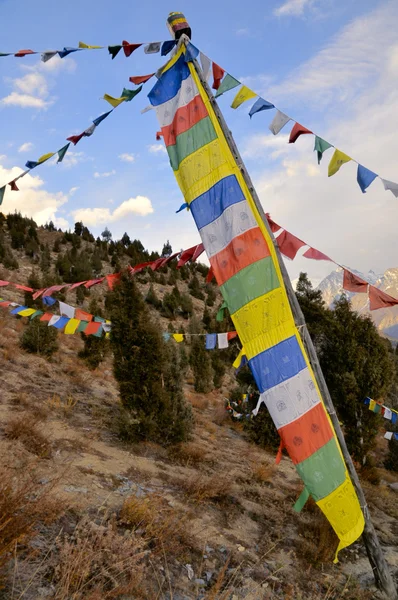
<box><xmin>64</xmin><ymin>318</ymin><xmax>80</xmax><ymax>335</ymax></box>
<box><xmin>158</xmin><ymin>44</ymin><xmax>185</xmax><ymax>75</ymax></box>
<box><xmin>17</xmin><ymin>308</ymin><xmax>36</xmax><ymax>317</ymax></box>
<box><xmin>317</xmin><ymin>474</ymin><xmax>365</xmax><ymax>562</ymax></box>
<box><xmin>169</xmin><ymin>17</ymin><xmax>187</xmax><ymax>26</ymax></box>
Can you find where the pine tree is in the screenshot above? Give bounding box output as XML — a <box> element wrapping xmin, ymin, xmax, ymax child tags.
<box><xmin>78</xmin><ymin>299</ymin><xmax>108</xmax><ymax>370</ymax></box>
<box><xmin>102</xmin><ymin>227</ymin><xmax>112</xmax><ymax>242</ymax></box>
<box><xmin>20</xmin><ymin>319</ymin><xmax>58</xmax><ymax>358</ymax></box>
<box><xmin>161</xmin><ymin>240</ymin><xmax>172</xmax><ymax>257</ymax></box>
<box><xmin>108</xmin><ymin>271</ymin><xmax>192</xmax><ymax>444</ymax></box>
<box><xmin>189</xmin><ymin>317</ymin><xmax>213</xmax><ymax>394</ymax></box>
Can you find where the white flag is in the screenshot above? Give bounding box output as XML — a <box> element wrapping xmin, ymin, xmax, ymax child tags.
<box><xmin>144</xmin><ymin>42</ymin><xmax>161</xmax><ymax>54</ymax></box>
<box><xmin>59</xmin><ymin>301</ymin><xmax>75</xmax><ymax>319</ymax></box>
<box><xmin>384</xmin><ymin>431</ymin><xmax>393</xmax><ymax>440</ymax></box>
<box><xmin>48</xmin><ymin>315</ymin><xmax>61</xmax><ymax>327</ymax></box>
<box><xmin>384</xmin><ymin>407</ymin><xmax>392</xmax><ymax>420</ymax></box>
<box><xmin>252</xmin><ymin>394</ymin><xmax>265</xmax><ymax>417</ymax></box>
<box><xmin>41</xmin><ymin>51</ymin><xmax>57</xmax><ymax>63</ymax></box>
<box><xmin>381</xmin><ymin>178</ymin><xmax>398</xmax><ymax>198</ymax></box>
<box><xmin>269</xmin><ymin>110</ymin><xmax>291</xmax><ymax>135</ymax></box>
<box><xmin>217</xmin><ymin>333</ymin><xmax>228</xmax><ymax>349</ymax></box>
<box><xmin>84</xmin><ymin>124</ymin><xmax>96</xmax><ymax>137</ymax></box>
<box><xmin>141</xmin><ymin>105</ymin><xmax>154</xmax><ymax>114</ymax></box>
<box><xmin>200</xmin><ymin>52</ymin><xmax>211</xmax><ymax>81</ymax></box>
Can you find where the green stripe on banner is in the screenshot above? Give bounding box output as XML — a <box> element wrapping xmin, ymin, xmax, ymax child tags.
<box><xmin>296</xmin><ymin>437</ymin><xmax>346</xmax><ymax>502</ymax></box>
<box><xmin>220</xmin><ymin>256</ymin><xmax>279</xmax><ymax>315</ymax></box>
<box><xmin>167</xmin><ymin>116</ymin><xmax>217</xmax><ymax>171</ymax></box>
<box><xmin>293</xmin><ymin>487</ymin><xmax>310</xmax><ymax>512</ymax></box>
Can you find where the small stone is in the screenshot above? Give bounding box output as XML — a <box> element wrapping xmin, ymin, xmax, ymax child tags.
<box><xmin>195</xmin><ymin>578</ymin><xmax>206</xmax><ymax>586</ymax></box>
<box><xmin>205</xmin><ymin>571</ymin><xmax>213</xmax><ymax>582</ymax></box>
<box><xmin>237</xmin><ymin>545</ymin><xmax>245</xmax><ymax>552</ymax></box>
<box><xmin>389</xmin><ymin>482</ymin><xmax>398</xmax><ymax>492</ymax></box>
<box><xmin>39</xmin><ymin>477</ymin><xmax>49</xmax><ymax>485</ymax></box>
<box><xmin>205</xmin><ymin>545</ymin><xmax>214</xmax><ymax>553</ymax></box>
<box><xmin>219</xmin><ymin>546</ymin><xmax>227</xmax><ymax>553</ymax></box>
<box><xmin>64</xmin><ymin>485</ymin><xmax>88</xmax><ymax>494</ymax></box>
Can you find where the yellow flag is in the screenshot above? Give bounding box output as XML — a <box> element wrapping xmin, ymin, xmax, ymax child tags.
<box><xmin>172</xmin><ymin>333</ymin><xmax>184</xmax><ymax>343</ymax></box>
<box><xmin>328</xmin><ymin>149</ymin><xmax>352</xmax><ymax>177</ymax></box>
<box><xmin>369</xmin><ymin>399</ymin><xmax>376</xmax><ymax>412</ymax></box>
<box><xmin>232</xmin><ymin>347</ymin><xmax>246</xmax><ymax>370</ymax></box>
<box><xmin>38</xmin><ymin>152</ymin><xmax>55</xmax><ymax>164</ymax></box>
<box><xmin>103</xmin><ymin>94</ymin><xmax>127</xmax><ymax>108</ymax></box>
<box><xmin>231</xmin><ymin>86</ymin><xmax>257</xmax><ymax>109</ymax></box>
<box><xmin>78</xmin><ymin>41</ymin><xmax>103</xmax><ymax>49</ymax></box>
<box><xmin>64</xmin><ymin>318</ymin><xmax>80</xmax><ymax>335</ymax></box>
<box><xmin>17</xmin><ymin>308</ymin><xmax>36</xmax><ymax>317</ymax></box>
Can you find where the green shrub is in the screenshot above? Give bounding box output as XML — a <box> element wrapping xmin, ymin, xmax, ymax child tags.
<box><xmin>20</xmin><ymin>319</ymin><xmax>58</xmax><ymax>358</ymax></box>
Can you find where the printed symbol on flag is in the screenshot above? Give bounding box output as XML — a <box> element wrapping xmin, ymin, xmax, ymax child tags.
<box><xmin>282</xmin><ymin>355</ymin><xmax>290</xmax><ymax>363</ymax></box>
<box><xmin>221</xmin><ymin>260</ymin><xmax>228</xmax><ymax>268</ymax></box>
<box><xmin>235</xmin><ymin>247</ymin><xmax>244</xmax><ymax>256</ymax></box>
<box><xmin>209</xmin><ymin>234</ymin><xmax>217</xmax><ymax>243</ymax></box>
<box><xmin>293</xmin><ymin>436</ymin><xmax>303</xmax><ymax>446</ymax></box>
<box><xmin>311</xmin><ymin>423</ymin><xmax>320</xmax><ymax>433</ymax></box>
<box><xmin>263</xmin><ymin>367</ymin><xmax>270</xmax><ymax>375</ymax></box>
<box><xmin>296</xmin><ymin>391</ymin><xmax>302</xmax><ymax>401</ymax></box>
<box><xmin>313</xmin><ymin>471</ymin><xmax>324</xmax><ymax>482</ymax></box>
<box><xmin>248</xmin><ymin>276</ymin><xmax>256</xmax><ymax>286</ymax></box>
<box><xmin>308</xmin><ymin>380</ymin><xmax>315</xmax><ymax>390</ymax></box>
<box><xmin>276</xmin><ymin>400</ymin><xmax>287</xmax><ymax>412</ymax></box>
<box><xmin>240</xmin><ymin>212</ymin><xmax>248</xmax><ymax>220</ymax></box>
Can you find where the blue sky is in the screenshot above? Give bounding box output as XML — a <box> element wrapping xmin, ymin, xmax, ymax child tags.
<box><xmin>0</xmin><ymin>0</ymin><xmax>397</xmax><ymax>283</ymax></box>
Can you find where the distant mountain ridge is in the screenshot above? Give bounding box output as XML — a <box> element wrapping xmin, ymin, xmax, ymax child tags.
<box><xmin>315</xmin><ymin>267</ymin><xmax>398</xmax><ymax>339</ymax></box>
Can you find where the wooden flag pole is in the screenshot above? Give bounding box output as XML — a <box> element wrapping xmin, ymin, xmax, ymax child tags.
<box><xmin>184</xmin><ymin>38</ymin><xmax>397</xmax><ymax>599</ymax></box>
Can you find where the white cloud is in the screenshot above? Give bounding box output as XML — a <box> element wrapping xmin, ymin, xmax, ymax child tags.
<box><xmin>0</xmin><ymin>161</ymin><xmax>68</xmax><ymax>229</ymax></box>
<box><xmin>118</xmin><ymin>153</ymin><xmax>135</xmax><ymax>163</ymax></box>
<box><xmin>72</xmin><ymin>196</ymin><xmax>154</xmax><ymax>226</ymax></box>
<box><xmin>236</xmin><ymin>28</ymin><xmax>250</xmax><ymax>36</ymax></box>
<box><xmin>69</xmin><ymin>186</ymin><xmax>79</xmax><ymax>196</ymax></box>
<box><xmin>148</xmin><ymin>144</ymin><xmax>167</xmax><ymax>154</ymax></box>
<box><xmin>94</xmin><ymin>170</ymin><xmax>116</xmax><ymax>178</ymax></box>
<box><xmin>274</xmin><ymin>0</ymin><xmax>315</xmax><ymax>17</ymax></box>
<box><xmin>242</xmin><ymin>134</ymin><xmax>290</xmax><ymax>159</ymax></box>
<box><xmin>57</xmin><ymin>151</ymin><xmax>87</xmax><ymax>169</ymax></box>
<box><xmin>1</xmin><ymin>93</ymin><xmax>51</xmax><ymax>109</ymax></box>
<box><xmin>18</xmin><ymin>142</ymin><xmax>33</xmax><ymax>153</ymax></box>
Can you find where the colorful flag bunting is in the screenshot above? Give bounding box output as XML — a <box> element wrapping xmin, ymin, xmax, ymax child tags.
<box><xmin>231</xmin><ymin>85</ymin><xmax>256</xmax><ymax>109</ymax></box>
<box><xmin>200</xmin><ymin>52</ymin><xmax>211</xmax><ymax>81</ymax></box>
<box><xmin>9</xmin><ymin>180</ymin><xmax>19</xmax><ymax>191</ymax></box>
<box><xmin>41</xmin><ymin>51</ymin><xmax>57</xmax><ymax>62</ymax></box>
<box><xmin>108</xmin><ymin>45</ymin><xmax>122</xmax><ymax>59</ymax></box>
<box><xmin>249</xmin><ymin>97</ymin><xmax>275</xmax><ymax>118</ymax></box>
<box><xmin>121</xmin><ymin>86</ymin><xmax>143</xmax><ymax>101</ymax></box>
<box><xmin>83</xmin><ymin>124</ymin><xmax>96</xmax><ymax>136</ymax></box>
<box><xmin>217</xmin><ymin>333</ymin><xmax>229</xmax><ymax>349</ymax></box>
<box><xmin>357</xmin><ymin>165</ymin><xmax>377</xmax><ymax>193</ymax></box>
<box><xmin>25</xmin><ymin>161</ymin><xmax>38</xmax><ymax>169</ymax></box>
<box><xmin>343</xmin><ymin>270</ymin><xmax>368</xmax><ymax>293</ymax></box>
<box><xmin>122</xmin><ymin>41</ymin><xmax>142</xmax><ymax>57</ymax></box>
<box><xmin>30</xmin><ymin>310</ymin><xmax>43</xmax><ymax>320</ymax></box>
<box><xmin>57</xmin><ymin>143</ymin><xmax>70</xmax><ymax>163</ymax></box>
<box><xmin>289</xmin><ymin>123</ymin><xmax>313</xmax><ymax>144</ymax></box>
<box><xmin>42</xmin><ymin>296</ymin><xmax>57</xmax><ymax>307</ymax></box>
<box><xmin>269</xmin><ymin>110</ymin><xmax>291</xmax><ymax>135</ymax></box>
<box><xmin>161</xmin><ymin>40</ymin><xmax>177</xmax><ymax>56</ymax></box>
<box><xmin>205</xmin><ymin>333</ymin><xmax>217</xmax><ymax>349</ymax></box>
<box><xmin>328</xmin><ymin>149</ymin><xmax>352</xmax><ymax>177</ymax></box>
<box><xmin>67</xmin><ymin>133</ymin><xmax>85</xmax><ymax>146</ymax></box>
<box><xmin>51</xmin><ymin>316</ymin><xmax>69</xmax><ymax>329</ymax></box>
<box><xmin>384</xmin><ymin>432</ymin><xmax>393</xmax><ymax>440</ymax></box>
<box><xmin>77</xmin><ymin>321</ymin><xmax>89</xmax><ymax>333</ymax></box>
<box><xmin>15</xmin><ymin>49</ymin><xmax>36</xmax><ymax>57</ymax></box>
<box><xmin>277</xmin><ymin>229</ymin><xmax>306</xmax><ymax>260</ymax></box>
<box><xmin>212</xmin><ymin>63</ymin><xmax>225</xmax><ymax>90</ymax></box>
<box><xmin>84</xmin><ymin>321</ymin><xmax>102</xmax><ymax>335</ymax></box>
<box><xmin>59</xmin><ymin>301</ymin><xmax>75</xmax><ymax>319</ymax></box>
<box><xmin>64</xmin><ymin>318</ymin><xmax>80</xmax><ymax>334</ymax></box>
<box><xmin>214</xmin><ymin>74</ymin><xmax>241</xmax><ymax>98</ymax></box>
<box><xmin>75</xmin><ymin>308</ymin><xmax>93</xmax><ymax>322</ymax></box>
<box><xmin>17</xmin><ymin>308</ymin><xmax>36</xmax><ymax>317</ymax></box>
<box><xmin>38</xmin><ymin>152</ymin><xmax>55</xmax><ymax>163</ymax></box>
<box><xmin>381</xmin><ymin>178</ymin><xmax>398</xmax><ymax>198</ymax></box>
<box><xmin>392</xmin><ymin>413</ymin><xmax>398</xmax><ymax>425</ymax></box>
<box><xmin>314</xmin><ymin>136</ymin><xmax>332</xmax><ymax>164</ymax></box>
<box><xmin>384</xmin><ymin>408</ymin><xmax>392</xmax><ymax>420</ymax></box>
<box><xmin>369</xmin><ymin>286</ymin><xmax>398</xmax><ymax>310</ymax></box>
<box><xmin>40</xmin><ymin>313</ymin><xmax>53</xmax><ymax>322</ymax></box>
<box><xmin>58</xmin><ymin>47</ymin><xmax>81</xmax><ymax>58</ymax></box>
<box><xmin>10</xmin><ymin>306</ymin><xmax>27</xmax><ymax>315</ymax></box>
<box><xmin>103</xmin><ymin>94</ymin><xmax>126</xmax><ymax>108</ymax></box>
<box><xmin>302</xmin><ymin>247</ymin><xmax>332</xmax><ymax>261</ymax></box>
<box><xmin>0</xmin><ymin>186</ymin><xmax>5</xmax><ymax>205</ymax></box>
<box><xmin>173</xmin><ymin>333</ymin><xmax>183</xmax><ymax>343</ymax></box>
<box><xmin>78</xmin><ymin>42</ymin><xmax>102</xmax><ymax>49</ymax></box>
<box><xmin>129</xmin><ymin>73</ymin><xmax>155</xmax><ymax>85</ymax></box>
<box><xmin>144</xmin><ymin>42</ymin><xmax>161</xmax><ymax>54</ymax></box>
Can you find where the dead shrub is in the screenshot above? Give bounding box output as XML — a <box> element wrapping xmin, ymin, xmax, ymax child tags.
<box><xmin>212</xmin><ymin>405</ymin><xmax>230</xmax><ymax>426</ymax></box>
<box><xmin>4</xmin><ymin>414</ymin><xmax>51</xmax><ymax>458</ymax></box>
<box><xmin>190</xmin><ymin>395</ymin><xmax>210</xmax><ymax>410</ymax></box>
<box><xmin>48</xmin><ymin>516</ymin><xmax>146</xmax><ymax>599</ymax></box>
<box><xmin>120</xmin><ymin>493</ymin><xmax>195</xmax><ymax>559</ymax></box>
<box><xmin>46</xmin><ymin>393</ymin><xmax>78</xmax><ymax>417</ymax></box>
<box><xmin>250</xmin><ymin>462</ymin><xmax>276</xmax><ymax>484</ymax></box>
<box><xmin>297</xmin><ymin>500</ymin><xmax>338</xmax><ymax>565</ymax></box>
<box><xmin>168</xmin><ymin>441</ymin><xmax>208</xmax><ymax>466</ymax></box>
<box><xmin>179</xmin><ymin>473</ymin><xmax>233</xmax><ymax>504</ymax></box>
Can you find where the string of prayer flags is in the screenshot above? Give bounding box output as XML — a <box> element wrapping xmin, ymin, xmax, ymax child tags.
<box><xmin>121</xmin><ymin>86</ymin><xmax>143</xmax><ymax>101</ymax></box>
<box><xmin>103</xmin><ymin>94</ymin><xmax>127</xmax><ymax>108</ymax></box>
<box><xmin>231</xmin><ymin>85</ymin><xmax>256</xmax><ymax>109</ymax></box>
<box><xmin>302</xmin><ymin>247</ymin><xmax>332</xmax><ymax>261</ymax></box>
<box><xmin>212</xmin><ymin>63</ymin><xmax>225</xmax><ymax>90</ymax></box>
<box><xmin>15</xmin><ymin>49</ymin><xmax>36</xmax><ymax>57</ymax></box>
<box><xmin>357</xmin><ymin>165</ymin><xmax>378</xmax><ymax>194</ymax></box>
<box><xmin>215</xmin><ymin>74</ymin><xmax>241</xmax><ymax>98</ymax></box>
<box><xmin>144</xmin><ymin>42</ymin><xmax>161</xmax><ymax>54</ymax></box>
<box><xmin>276</xmin><ymin>229</ymin><xmax>306</xmax><ymax>260</ymax></box>
<box><xmin>314</xmin><ymin>137</ymin><xmax>333</xmax><ymax>164</ymax></box>
<box><xmin>78</xmin><ymin>42</ymin><xmax>103</xmax><ymax>49</ymax></box>
<box><xmin>205</xmin><ymin>333</ymin><xmax>217</xmax><ymax>350</ymax></box>
<box><xmin>129</xmin><ymin>73</ymin><xmax>155</xmax><ymax>85</ymax></box>
<box><xmin>289</xmin><ymin>123</ymin><xmax>313</xmax><ymax>144</ymax></box>
<box><xmin>58</xmin><ymin>47</ymin><xmax>81</xmax><ymax>59</ymax></box>
<box><xmin>381</xmin><ymin>179</ymin><xmax>398</xmax><ymax>198</ymax></box>
<box><xmin>343</xmin><ymin>270</ymin><xmax>368</xmax><ymax>293</ymax></box>
<box><xmin>249</xmin><ymin>98</ymin><xmax>275</xmax><ymax>118</ymax></box>
<box><xmin>364</xmin><ymin>397</ymin><xmax>398</xmax><ymax>424</ymax></box>
<box><xmin>369</xmin><ymin>285</ymin><xmax>398</xmax><ymax>310</ymax></box>
<box><xmin>122</xmin><ymin>41</ymin><xmax>142</xmax><ymax>57</ymax></box>
<box><xmin>328</xmin><ymin>149</ymin><xmax>352</xmax><ymax>177</ymax></box>
<box><xmin>269</xmin><ymin>110</ymin><xmax>291</xmax><ymax>135</ymax></box>
<box><xmin>108</xmin><ymin>45</ymin><xmax>122</xmax><ymax>59</ymax></box>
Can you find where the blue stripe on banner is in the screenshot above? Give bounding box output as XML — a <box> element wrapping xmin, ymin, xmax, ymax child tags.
<box><xmin>52</xmin><ymin>316</ymin><xmax>69</xmax><ymax>329</ymax></box>
<box><xmin>190</xmin><ymin>175</ymin><xmax>245</xmax><ymax>230</ymax></box>
<box><xmin>148</xmin><ymin>54</ymin><xmax>190</xmax><ymax>106</ymax></box>
<box><xmin>249</xmin><ymin>336</ymin><xmax>307</xmax><ymax>393</ymax></box>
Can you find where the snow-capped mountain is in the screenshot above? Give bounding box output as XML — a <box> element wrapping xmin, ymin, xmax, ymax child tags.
<box><xmin>315</xmin><ymin>267</ymin><xmax>398</xmax><ymax>339</ymax></box>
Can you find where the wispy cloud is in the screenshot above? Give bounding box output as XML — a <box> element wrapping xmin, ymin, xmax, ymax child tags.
<box><xmin>148</xmin><ymin>144</ymin><xmax>167</xmax><ymax>154</ymax></box>
<box><xmin>273</xmin><ymin>0</ymin><xmax>316</xmax><ymax>17</ymax></box>
<box><xmin>94</xmin><ymin>170</ymin><xmax>116</xmax><ymax>178</ymax></box>
<box><xmin>236</xmin><ymin>28</ymin><xmax>250</xmax><ymax>36</ymax></box>
<box><xmin>118</xmin><ymin>153</ymin><xmax>135</xmax><ymax>163</ymax></box>
<box><xmin>72</xmin><ymin>196</ymin><xmax>154</xmax><ymax>226</ymax></box>
<box><xmin>69</xmin><ymin>186</ymin><xmax>79</xmax><ymax>196</ymax></box>
<box><xmin>18</xmin><ymin>142</ymin><xmax>34</xmax><ymax>153</ymax></box>
<box><xmin>242</xmin><ymin>134</ymin><xmax>290</xmax><ymax>159</ymax></box>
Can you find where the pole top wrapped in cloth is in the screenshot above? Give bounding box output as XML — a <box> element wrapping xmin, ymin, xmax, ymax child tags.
<box><xmin>167</xmin><ymin>12</ymin><xmax>191</xmax><ymax>40</ymax></box>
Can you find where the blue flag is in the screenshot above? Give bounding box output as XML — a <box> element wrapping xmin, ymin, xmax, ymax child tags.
<box><xmin>161</xmin><ymin>40</ymin><xmax>177</xmax><ymax>56</ymax></box>
<box><xmin>205</xmin><ymin>333</ymin><xmax>217</xmax><ymax>349</ymax></box>
<box><xmin>357</xmin><ymin>164</ymin><xmax>378</xmax><ymax>193</ymax></box>
<box><xmin>93</xmin><ymin>110</ymin><xmax>113</xmax><ymax>126</ymax></box>
<box><xmin>51</xmin><ymin>316</ymin><xmax>69</xmax><ymax>329</ymax></box>
<box><xmin>249</xmin><ymin>97</ymin><xmax>275</xmax><ymax>118</ymax></box>
<box><xmin>42</xmin><ymin>296</ymin><xmax>56</xmax><ymax>306</ymax></box>
<box><xmin>176</xmin><ymin>203</ymin><xmax>188</xmax><ymax>213</ymax></box>
<box><xmin>58</xmin><ymin>47</ymin><xmax>81</xmax><ymax>58</ymax></box>
<box><xmin>25</xmin><ymin>161</ymin><xmax>39</xmax><ymax>169</ymax></box>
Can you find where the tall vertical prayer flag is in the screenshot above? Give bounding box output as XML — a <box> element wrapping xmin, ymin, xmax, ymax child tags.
<box><xmin>149</xmin><ymin>45</ymin><xmax>364</xmax><ymax>560</ymax></box>
<box><xmin>328</xmin><ymin>150</ymin><xmax>352</xmax><ymax>177</ymax></box>
<box><xmin>0</xmin><ymin>186</ymin><xmax>5</xmax><ymax>205</ymax></box>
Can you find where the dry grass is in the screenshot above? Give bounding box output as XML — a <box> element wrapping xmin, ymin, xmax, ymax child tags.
<box><xmin>250</xmin><ymin>461</ymin><xmax>276</xmax><ymax>485</ymax></box>
<box><xmin>46</xmin><ymin>393</ymin><xmax>78</xmax><ymax>417</ymax></box>
<box><xmin>168</xmin><ymin>441</ymin><xmax>210</xmax><ymax>467</ymax></box>
<box><xmin>212</xmin><ymin>405</ymin><xmax>230</xmax><ymax>426</ymax></box>
<box><xmin>190</xmin><ymin>395</ymin><xmax>210</xmax><ymax>410</ymax></box>
<box><xmin>297</xmin><ymin>500</ymin><xmax>338</xmax><ymax>566</ymax></box>
<box><xmin>4</xmin><ymin>413</ymin><xmax>52</xmax><ymax>458</ymax></box>
<box><xmin>178</xmin><ymin>473</ymin><xmax>234</xmax><ymax>504</ymax></box>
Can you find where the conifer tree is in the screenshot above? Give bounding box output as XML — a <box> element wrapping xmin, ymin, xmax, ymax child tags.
<box><xmin>78</xmin><ymin>299</ymin><xmax>108</xmax><ymax>370</ymax></box>
<box><xmin>189</xmin><ymin>316</ymin><xmax>213</xmax><ymax>393</ymax></box>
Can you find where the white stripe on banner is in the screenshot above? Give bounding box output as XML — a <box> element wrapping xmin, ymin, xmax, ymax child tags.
<box><xmin>155</xmin><ymin>75</ymin><xmax>199</xmax><ymax>128</ymax></box>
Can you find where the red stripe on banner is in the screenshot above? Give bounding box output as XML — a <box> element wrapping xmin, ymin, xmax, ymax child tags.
<box><xmin>210</xmin><ymin>227</ymin><xmax>271</xmax><ymax>286</ymax></box>
<box><xmin>161</xmin><ymin>95</ymin><xmax>208</xmax><ymax>147</ymax></box>
<box><xmin>278</xmin><ymin>403</ymin><xmax>334</xmax><ymax>465</ymax></box>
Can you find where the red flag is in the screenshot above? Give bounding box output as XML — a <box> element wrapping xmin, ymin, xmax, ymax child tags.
<box><xmin>40</xmin><ymin>313</ymin><xmax>53</xmax><ymax>322</ymax></box>
<box><xmin>156</xmin><ymin>131</ymin><xmax>163</xmax><ymax>140</ymax></box>
<box><xmin>265</xmin><ymin>213</ymin><xmax>281</xmax><ymax>233</ymax></box>
<box><xmin>302</xmin><ymin>247</ymin><xmax>332</xmax><ymax>261</ymax></box>
<box><xmin>177</xmin><ymin>245</ymin><xmax>197</xmax><ymax>268</ymax></box>
<box><xmin>42</xmin><ymin>285</ymin><xmax>66</xmax><ymax>297</ymax></box>
<box><xmin>32</xmin><ymin>288</ymin><xmax>45</xmax><ymax>300</ymax></box>
<box><xmin>14</xmin><ymin>284</ymin><xmax>34</xmax><ymax>292</ymax></box>
<box><xmin>158</xmin><ymin>253</ymin><xmax>178</xmax><ymax>268</ymax></box>
<box><xmin>289</xmin><ymin>123</ymin><xmax>313</xmax><ymax>144</ymax></box>
<box><xmin>69</xmin><ymin>281</ymin><xmax>87</xmax><ymax>290</ymax></box>
<box><xmin>227</xmin><ymin>331</ymin><xmax>238</xmax><ymax>341</ymax></box>
<box><xmin>67</xmin><ymin>132</ymin><xmax>85</xmax><ymax>146</ymax></box>
<box><xmin>9</xmin><ymin>180</ymin><xmax>19</xmax><ymax>191</ymax></box>
<box><xmin>369</xmin><ymin>286</ymin><xmax>398</xmax><ymax>310</ymax></box>
<box><xmin>0</xmin><ymin>280</ymin><xmax>10</xmax><ymax>287</ymax></box>
<box><xmin>84</xmin><ymin>278</ymin><xmax>105</xmax><ymax>288</ymax></box>
<box><xmin>212</xmin><ymin>63</ymin><xmax>225</xmax><ymax>90</ymax></box>
<box><xmin>149</xmin><ymin>258</ymin><xmax>166</xmax><ymax>271</ymax></box>
<box><xmin>122</xmin><ymin>41</ymin><xmax>142</xmax><ymax>57</ymax></box>
<box><xmin>130</xmin><ymin>261</ymin><xmax>152</xmax><ymax>274</ymax></box>
<box><xmin>75</xmin><ymin>308</ymin><xmax>93</xmax><ymax>322</ymax></box>
<box><xmin>15</xmin><ymin>49</ymin><xmax>36</xmax><ymax>57</ymax></box>
<box><xmin>0</xmin><ymin>301</ymin><xmax>11</xmax><ymax>308</ymax></box>
<box><xmin>277</xmin><ymin>230</ymin><xmax>306</xmax><ymax>260</ymax></box>
<box><xmin>343</xmin><ymin>270</ymin><xmax>368</xmax><ymax>293</ymax></box>
<box><xmin>129</xmin><ymin>73</ymin><xmax>155</xmax><ymax>85</ymax></box>
<box><xmin>106</xmin><ymin>273</ymin><xmax>121</xmax><ymax>290</ymax></box>
<box><xmin>192</xmin><ymin>243</ymin><xmax>204</xmax><ymax>262</ymax></box>
<box><xmin>83</xmin><ymin>321</ymin><xmax>102</xmax><ymax>335</ymax></box>
<box><xmin>206</xmin><ymin>266</ymin><xmax>215</xmax><ymax>283</ymax></box>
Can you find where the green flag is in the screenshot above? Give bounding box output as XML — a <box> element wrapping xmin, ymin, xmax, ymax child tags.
<box><xmin>0</xmin><ymin>185</ymin><xmax>5</xmax><ymax>206</ymax></box>
<box><xmin>77</xmin><ymin>321</ymin><xmax>89</xmax><ymax>333</ymax></box>
<box><xmin>121</xmin><ymin>85</ymin><xmax>143</xmax><ymax>102</ymax></box>
<box><xmin>216</xmin><ymin>301</ymin><xmax>227</xmax><ymax>322</ymax></box>
<box><xmin>57</xmin><ymin>143</ymin><xmax>70</xmax><ymax>164</ymax></box>
<box><xmin>215</xmin><ymin>74</ymin><xmax>241</xmax><ymax>98</ymax></box>
<box><xmin>314</xmin><ymin>136</ymin><xmax>332</xmax><ymax>164</ymax></box>
<box><xmin>108</xmin><ymin>45</ymin><xmax>122</xmax><ymax>59</ymax></box>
